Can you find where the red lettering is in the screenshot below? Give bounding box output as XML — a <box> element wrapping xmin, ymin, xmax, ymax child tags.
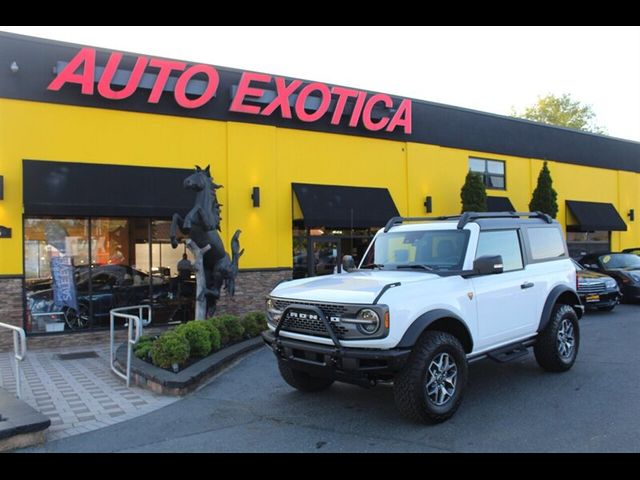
<box><xmin>386</xmin><ymin>99</ymin><xmax>412</xmax><ymax>134</ymax></box>
<box><xmin>330</xmin><ymin>86</ymin><xmax>359</xmax><ymax>125</ymax></box>
<box><xmin>148</xmin><ymin>59</ymin><xmax>187</xmax><ymax>103</ymax></box>
<box><xmin>174</xmin><ymin>65</ymin><xmax>219</xmax><ymax>109</ymax></box>
<box><xmin>362</xmin><ymin>94</ymin><xmax>393</xmax><ymax>131</ymax></box>
<box><xmin>261</xmin><ymin>77</ymin><xmax>302</xmax><ymax>118</ymax></box>
<box><xmin>230</xmin><ymin>72</ymin><xmax>271</xmax><ymax>114</ymax></box>
<box><xmin>47</xmin><ymin>47</ymin><xmax>96</xmax><ymax>95</ymax></box>
<box><xmin>97</xmin><ymin>53</ymin><xmax>148</xmax><ymax>100</ymax></box>
<box><xmin>348</xmin><ymin>91</ymin><xmax>367</xmax><ymax>127</ymax></box>
<box><xmin>295</xmin><ymin>82</ymin><xmax>331</xmax><ymax>122</ymax></box>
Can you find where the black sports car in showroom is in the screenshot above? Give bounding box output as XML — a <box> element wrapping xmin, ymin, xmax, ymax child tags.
<box><xmin>572</xmin><ymin>259</ymin><xmax>620</xmax><ymax>311</ymax></box>
<box><xmin>26</xmin><ymin>264</ymin><xmax>194</xmax><ymax>331</ymax></box>
<box><xmin>578</xmin><ymin>253</ymin><xmax>640</xmax><ymax>303</ymax></box>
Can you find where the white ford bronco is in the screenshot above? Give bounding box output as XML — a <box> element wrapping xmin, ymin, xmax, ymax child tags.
<box><xmin>262</xmin><ymin>212</ymin><xmax>583</xmax><ymax>423</ymax></box>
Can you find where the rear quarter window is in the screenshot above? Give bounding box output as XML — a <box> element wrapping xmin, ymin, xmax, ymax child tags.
<box><xmin>527</xmin><ymin>227</ymin><xmax>566</xmax><ymax>260</ymax></box>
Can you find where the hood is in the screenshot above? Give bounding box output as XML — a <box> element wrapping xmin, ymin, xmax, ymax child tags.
<box><xmin>577</xmin><ymin>270</ymin><xmax>613</xmax><ymax>281</ymax></box>
<box><xmin>271</xmin><ymin>270</ymin><xmax>439</xmax><ymax>304</ymax></box>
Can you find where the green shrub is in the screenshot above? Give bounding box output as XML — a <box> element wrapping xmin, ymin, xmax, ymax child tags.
<box><xmin>134</xmin><ymin>335</ymin><xmax>156</xmax><ymax>360</ymax></box>
<box><xmin>176</xmin><ymin>321</ymin><xmax>212</xmax><ymax>357</ymax></box>
<box><xmin>219</xmin><ymin>314</ymin><xmax>245</xmax><ymax>342</ymax></box>
<box><xmin>207</xmin><ymin>317</ymin><xmax>230</xmax><ymax>345</ymax></box>
<box><xmin>134</xmin><ymin>341</ymin><xmax>154</xmax><ymax>360</ymax></box>
<box><xmin>241</xmin><ymin>312</ymin><xmax>267</xmax><ymax>337</ymax></box>
<box><xmin>202</xmin><ymin>321</ymin><xmax>221</xmax><ymax>351</ymax></box>
<box><xmin>150</xmin><ymin>331</ymin><xmax>190</xmax><ymax>369</ymax></box>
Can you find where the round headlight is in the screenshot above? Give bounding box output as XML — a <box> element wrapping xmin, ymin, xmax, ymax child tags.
<box><xmin>605</xmin><ymin>279</ymin><xmax>617</xmax><ymax>289</ymax></box>
<box><xmin>357</xmin><ymin>308</ymin><xmax>380</xmax><ymax>335</ymax></box>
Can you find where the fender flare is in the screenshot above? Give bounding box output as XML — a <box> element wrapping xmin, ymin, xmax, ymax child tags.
<box><xmin>538</xmin><ymin>285</ymin><xmax>582</xmax><ymax>332</ymax></box>
<box><xmin>397</xmin><ymin>308</ymin><xmax>473</xmax><ymax>351</ymax></box>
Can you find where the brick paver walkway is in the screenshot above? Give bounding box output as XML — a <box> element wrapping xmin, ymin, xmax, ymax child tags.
<box><xmin>0</xmin><ymin>344</ymin><xmax>177</xmax><ymax>441</ymax></box>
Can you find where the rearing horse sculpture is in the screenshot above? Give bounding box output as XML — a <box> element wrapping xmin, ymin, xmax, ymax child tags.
<box><xmin>170</xmin><ymin>165</ymin><xmax>243</xmax><ymax>318</ymax></box>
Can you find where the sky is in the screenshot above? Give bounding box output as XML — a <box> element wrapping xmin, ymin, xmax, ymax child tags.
<box><xmin>2</xmin><ymin>26</ymin><xmax>640</xmax><ymax>141</ymax></box>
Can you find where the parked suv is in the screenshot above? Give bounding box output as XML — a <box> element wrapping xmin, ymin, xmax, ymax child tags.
<box><xmin>262</xmin><ymin>212</ymin><xmax>583</xmax><ymax>423</ymax></box>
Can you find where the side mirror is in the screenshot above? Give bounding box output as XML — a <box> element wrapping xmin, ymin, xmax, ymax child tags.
<box><xmin>473</xmin><ymin>255</ymin><xmax>504</xmax><ymax>275</ymax></box>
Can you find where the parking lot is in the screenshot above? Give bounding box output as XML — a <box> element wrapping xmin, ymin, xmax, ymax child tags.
<box><xmin>22</xmin><ymin>304</ymin><xmax>640</xmax><ymax>452</ymax></box>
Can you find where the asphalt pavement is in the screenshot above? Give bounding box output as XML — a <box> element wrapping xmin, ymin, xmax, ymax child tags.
<box><xmin>21</xmin><ymin>304</ymin><xmax>640</xmax><ymax>452</ymax></box>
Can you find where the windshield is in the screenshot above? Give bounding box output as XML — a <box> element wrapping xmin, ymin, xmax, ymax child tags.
<box><xmin>362</xmin><ymin>229</ymin><xmax>469</xmax><ymax>271</ymax></box>
<box><xmin>600</xmin><ymin>254</ymin><xmax>640</xmax><ymax>270</ymax></box>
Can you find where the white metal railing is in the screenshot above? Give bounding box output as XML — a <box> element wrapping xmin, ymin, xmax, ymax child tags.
<box><xmin>0</xmin><ymin>322</ymin><xmax>27</xmax><ymax>399</ymax></box>
<box><xmin>110</xmin><ymin>305</ymin><xmax>150</xmax><ymax>387</ymax></box>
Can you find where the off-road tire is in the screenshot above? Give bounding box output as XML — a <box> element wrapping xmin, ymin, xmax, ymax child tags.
<box><xmin>534</xmin><ymin>304</ymin><xmax>580</xmax><ymax>372</ymax></box>
<box><xmin>393</xmin><ymin>331</ymin><xmax>468</xmax><ymax>424</ymax></box>
<box><xmin>277</xmin><ymin>360</ymin><xmax>334</xmax><ymax>392</ymax></box>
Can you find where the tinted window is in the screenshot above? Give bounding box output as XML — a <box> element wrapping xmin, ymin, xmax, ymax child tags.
<box><xmin>527</xmin><ymin>227</ymin><xmax>565</xmax><ymax>260</ymax></box>
<box><xmin>476</xmin><ymin>230</ymin><xmax>523</xmax><ymax>271</ymax></box>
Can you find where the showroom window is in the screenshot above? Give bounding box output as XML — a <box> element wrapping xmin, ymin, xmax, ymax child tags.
<box><xmin>24</xmin><ymin>217</ymin><xmax>194</xmax><ymax>334</ymax></box>
<box><xmin>469</xmin><ymin>157</ymin><xmax>506</xmax><ymax>190</ymax></box>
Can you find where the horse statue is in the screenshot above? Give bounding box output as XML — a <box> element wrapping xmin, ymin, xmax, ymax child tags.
<box><xmin>170</xmin><ymin>165</ymin><xmax>243</xmax><ymax>318</ymax></box>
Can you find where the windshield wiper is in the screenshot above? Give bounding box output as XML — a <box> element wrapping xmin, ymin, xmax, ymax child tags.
<box><xmin>396</xmin><ymin>264</ymin><xmax>436</xmax><ymax>272</ymax></box>
<box><xmin>361</xmin><ymin>263</ymin><xmax>385</xmax><ymax>269</ymax></box>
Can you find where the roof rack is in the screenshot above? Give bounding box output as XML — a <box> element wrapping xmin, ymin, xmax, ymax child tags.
<box><xmin>456</xmin><ymin>211</ymin><xmax>553</xmax><ymax>229</ymax></box>
<box><xmin>383</xmin><ymin>211</ymin><xmax>553</xmax><ymax>233</ymax></box>
<box><xmin>383</xmin><ymin>215</ymin><xmax>460</xmax><ymax>232</ymax></box>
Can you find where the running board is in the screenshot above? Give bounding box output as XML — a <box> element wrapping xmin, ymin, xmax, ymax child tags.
<box><xmin>469</xmin><ymin>339</ymin><xmax>536</xmax><ymax>364</ymax></box>
<box><xmin>487</xmin><ymin>346</ymin><xmax>529</xmax><ymax>363</ymax></box>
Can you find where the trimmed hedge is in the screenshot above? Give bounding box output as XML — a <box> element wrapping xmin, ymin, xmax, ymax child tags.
<box><xmin>241</xmin><ymin>312</ymin><xmax>267</xmax><ymax>337</ymax></box>
<box><xmin>202</xmin><ymin>321</ymin><xmax>222</xmax><ymax>351</ymax></box>
<box><xmin>217</xmin><ymin>314</ymin><xmax>245</xmax><ymax>342</ymax></box>
<box><xmin>207</xmin><ymin>317</ymin><xmax>230</xmax><ymax>345</ymax></box>
<box><xmin>176</xmin><ymin>321</ymin><xmax>212</xmax><ymax>358</ymax></box>
<box><xmin>150</xmin><ymin>331</ymin><xmax>190</xmax><ymax>369</ymax></box>
<box><xmin>142</xmin><ymin>313</ymin><xmax>265</xmax><ymax>370</ymax></box>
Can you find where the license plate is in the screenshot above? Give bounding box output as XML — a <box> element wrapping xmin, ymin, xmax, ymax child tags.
<box><xmin>586</xmin><ymin>294</ymin><xmax>600</xmax><ymax>303</ymax></box>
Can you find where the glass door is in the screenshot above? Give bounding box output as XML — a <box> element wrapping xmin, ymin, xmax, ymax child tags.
<box><xmin>310</xmin><ymin>238</ymin><xmax>341</xmax><ymax>276</ymax></box>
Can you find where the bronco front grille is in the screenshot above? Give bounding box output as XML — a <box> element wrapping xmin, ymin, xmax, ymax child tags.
<box><xmin>273</xmin><ymin>299</ymin><xmax>349</xmax><ymax>338</ymax></box>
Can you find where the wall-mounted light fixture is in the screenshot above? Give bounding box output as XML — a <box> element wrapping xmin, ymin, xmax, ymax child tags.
<box><xmin>424</xmin><ymin>195</ymin><xmax>432</xmax><ymax>213</ymax></box>
<box><xmin>251</xmin><ymin>186</ymin><xmax>260</xmax><ymax>207</ymax></box>
<box><xmin>628</xmin><ymin>209</ymin><xmax>635</xmax><ymax>222</ymax></box>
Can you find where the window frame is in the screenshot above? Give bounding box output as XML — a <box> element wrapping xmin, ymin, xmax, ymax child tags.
<box><xmin>521</xmin><ymin>225</ymin><xmax>569</xmax><ymax>265</ymax></box>
<box><xmin>475</xmin><ymin>228</ymin><xmax>525</xmax><ymax>272</ymax></box>
<box><xmin>468</xmin><ymin>157</ymin><xmax>506</xmax><ymax>191</ymax></box>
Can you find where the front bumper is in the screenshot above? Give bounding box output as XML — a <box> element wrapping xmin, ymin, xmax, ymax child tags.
<box><xmin>262</xmin><ymin>330</ymin><xmax>410</xmax><ymax>386</ymax></box>
<box><xmin>621</xmin><ymin>285</ymin><xmax>640</xmax><ymax>302</ymax></box>
<box><xmin>578</xmin><ymin>290</ymin><xmax>621</xmax><ymax>309</ymax></box>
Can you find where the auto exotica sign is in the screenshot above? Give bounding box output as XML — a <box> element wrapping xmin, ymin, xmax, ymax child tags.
<box><xmin>48</xmin><ymin>48</ymin><xmax>413</xmax><ymax>134</ymax></box>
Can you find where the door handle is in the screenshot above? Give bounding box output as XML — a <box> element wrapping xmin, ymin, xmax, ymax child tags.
<box><xmin>521</xmin><ymin>282</ymin><xmax>534</xmax><ymax>289</ymax></box>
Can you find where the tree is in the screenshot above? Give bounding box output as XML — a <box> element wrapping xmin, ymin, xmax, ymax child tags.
<box><xmin>511</xmin><ymin>93</ymin><xmax>606</xmax><ymax>134</ymax></box>
<box><xmin>460</xmin><ymin>171</ymin><xmax>487</xmax><ymax>213</ymax></box>
<box><xmin>529</xmin><ymin>161</ymin><xmax>558</xmax><ymax>218</ymax></box>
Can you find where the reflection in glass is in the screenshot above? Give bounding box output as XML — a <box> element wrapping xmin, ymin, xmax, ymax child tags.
<box><xmin>24</xmin><ymin>218</ymin><xmax>89</xmax><ymax>333</ymax></box>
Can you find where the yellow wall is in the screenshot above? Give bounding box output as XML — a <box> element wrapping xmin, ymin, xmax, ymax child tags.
<box><xmin>1</xmin><ymin>97</ymin><xmax>639</xmax><ymax>275</ymax></box>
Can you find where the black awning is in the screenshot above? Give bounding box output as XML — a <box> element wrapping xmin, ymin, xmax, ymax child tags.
<box><xmin>23</xmin><ymin>160</ymin><xmax>194</xmax><ymax>217</ymax></box>
<box><xmin>486</xmin><ymin>196</ymin><xmax>515</xmax><ymax>212</ymax></box>
<box><xmin>566</xmin><ymin>200</ymin><xmax>627</xmax><ymax>231</ymax></box>
<box><xmin>292</xmin><ymin>183</ymin><xmax>399</xmax><ymax>228</ymax></box>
